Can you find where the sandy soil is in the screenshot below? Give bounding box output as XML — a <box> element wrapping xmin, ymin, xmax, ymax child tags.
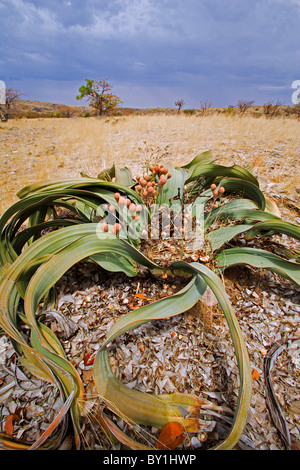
<box><xmin>0</xmin><ymin>111</ymin><xmax>299</xmax><ymax>450</ymax></box>
<box><xmin>0</xmin><ymin>113</ymin><xmax>299</xmax><ymax>214</ymax></box>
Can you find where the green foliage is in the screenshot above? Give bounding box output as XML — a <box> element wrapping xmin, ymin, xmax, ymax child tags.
<box><xmin>222</xmin><ymin>106</ymin><xmax>237</xmax><ymax>116</ymax></box>
<box><xmin>0</xmin><ymin>151</ymin><xmax>299</xmax><ymax>450</ymax></box>
<box><xmin>183</xmin><ymin>108</ymin><xmax>196</xmax><ymax>115</ymax></box>
<box><xmin>76</xmin><ymin>79</ymin><xmax>122</xmax><ymax>116</ymax></box>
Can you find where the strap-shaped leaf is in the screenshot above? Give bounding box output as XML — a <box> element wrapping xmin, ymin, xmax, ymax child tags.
<box><xmin>22</xmin><ymin>234</ymin><xmax>161</xmax><ymax>349</ymax></box>
<box><xmin>217</xmin><ymin>177</ymin><xmax>266</xmax><ymax>210</ymax></box>
<box><xmin>181</xmin><ymin>150</ymin><xmax>215</xmax><ymax>174</ymax></box>
<box><xmin>216</xmin><ymin>247</ymin><xmax>300</xmax><ymax>286</ymax></box>
<box><xmin>100</xmin><ymin>274</ymin><xmax>206</xmax><ymax>347</ymax></box>
<box><xmin>204</xmin><ymin>199</ymin><xmax>279</xmax><ymax>231</ymax></box>
<box><xmin>94</xmin><ymin>347</ymin><xmax>206</xmax><ymax>431</ymax></box>
<box><xmin>171</xmin><ymin>261</ymin><xmax>252</xmax><ymax>450</ymax></box>
<box><xmin>93</xmin><ymin>260</ymin><xmax>251</xmax><ymax>449</ymax></box>
<box><xmin>206</xmin><ymin>217</ymin><xmax>300</xmax><ymax>252</ymax></box>
<box><xmin>16</xmin><ymin>177</ymin><xmax>140</xmax><ymax>199</ymax></box>
<box><xmin>156</xmin><ymin>164</ymin><xmax>187</xmax><ymax>205</ymax></box>
<box><xmin>185</xmin><ymin>163</ymin><xmax>259</xmax><ymax>187</ymax></box>
<box><xmin>206</xmin><ymin>224</ymin><xmax>254</xmax><ymax>251</ymax></box>
<box><xmin>244</xmin><ymin>219</ymin><xmax>300</xmax><ymax>241</ymax></box>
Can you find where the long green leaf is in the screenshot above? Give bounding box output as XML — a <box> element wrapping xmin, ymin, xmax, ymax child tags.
<box><xmin>22</xmin><ymin>233</ymin><xmax>161</xmax><ymax>347</ymax></box>
<box><xmin>0</xmin><ymin>226</ymin><xmax>108</xmax><ymax>343</ymax></box>
<box><xmin>217</xmin><ymin>177</ymin><xmax>266</xmax><ymax>210</ymax></box>
<box><xmin>186</xmin><ymin>163</ymin><xmax>259</xmax><ymax>187</ymax></box>
<box><xmin>244</xmin><ymin>219</ymin><xmax>300</xmax><ymax>241</ymax></box>
<box><xmin>101</xmin><ymin>275</ymin><xmax>206</xmax><ymax>348</ymax></box>
<box><xmin>206</xmin><ymin>224</ymin><xmax>254</xmax><ymax>251</ymax></box>
<box><xmin>16</xmin><ymin>178</ymin><xmax>140</xmax><ymax>201</ymax></box>
<box><xmin>157</xmin><ymin>164</ymin><xmax>187</xmax><ymax>205</ymax></box>
<box><xmin>90</xmin><ymin>252</ymin><xmax>136</xmax><ymax>277</ymax></box>
<box><xmin>207</xmin><ymin>218</ymin><xmax>300</xmax><ymax>252</ymax></box>
<box><xmin>204</xmin><ymin>199</ymin><xmax>279</xmax><ymax>231</ymax></box>
<box><xmin>94</xmin><ymin>347</ymin><xmax>206</xmax><ymax>431</ymax></box>
<box><xmin>181</xmin><ymin>150</ymin><xmax>215</xmax><ymax>173</ymax></box>
<box><xmin>11</xmin><ymin>219</ymin><xmax>80</xmax><ymax>255</ymax></box>
<box><xmin>95</xmin><ymin>260</ymin><xmax>251</xmax><ymax>449</ymax></box>
<box><xmin>171</xmin><ymin>261</ymin><xmax>252</xmax><ymax>450</ymax></box>
<box><xmin>216</xmin><ymin>247</ymin><xmax>300</xmax><ymax>286</ymax></box>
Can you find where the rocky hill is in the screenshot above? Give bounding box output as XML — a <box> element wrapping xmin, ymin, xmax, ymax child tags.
<box><xmin>8</xmin><ymin>99</ymin><xmax>91</xmax><ymax>119</ymax></box>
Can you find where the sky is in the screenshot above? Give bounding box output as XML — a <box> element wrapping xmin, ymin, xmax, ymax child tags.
<box><xmin>0</xmin><ymin>0</ymin><xmax>300</xmax><ymax>109</ymax></box>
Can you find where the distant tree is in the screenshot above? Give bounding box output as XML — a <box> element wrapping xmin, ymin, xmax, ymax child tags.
<box><xmin>0</xmin><ymin>87</ymin><xmax>23</xmax><ymax>121</ymax></box>
<box><xmin>5</xmin><ymin>88</ymin><xmax>23</xmax><ymax>109</ymax></box>
<box><xmin>174</xmin><ymin>99</ymin><xmax>185</xmax><ymax>113</ymax></box>
<box><xmin>237</xmin><ymin>99</ymin><xmax>254</xmax><ymax>115</ymax></box>
<box><xmin>76</xmin><ymin>79</ymin><xmax>122</xmax><ymax>116</ymax></box>
<box><xmin>199</xmin><ymin>100</ymin><xmax>212</xmax><ymax>115</ymax></box>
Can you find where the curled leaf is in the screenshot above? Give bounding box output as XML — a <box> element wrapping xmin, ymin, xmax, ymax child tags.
<box><xmin>155</xmin><ymin>422</ymin><xmax>184</xmax><ymax>450</ymax></box>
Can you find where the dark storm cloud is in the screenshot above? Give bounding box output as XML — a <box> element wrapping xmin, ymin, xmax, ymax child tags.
<box><xmin>0</xmin><ymin>0</ymin><xmax>299</xmax><ymax>107</ymax></box>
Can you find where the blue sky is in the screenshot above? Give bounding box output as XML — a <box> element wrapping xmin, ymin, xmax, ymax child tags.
<box><xmin>0</xmin><ymin>0</ymin><xmax>299</xmax><ymax>108</ymax></box>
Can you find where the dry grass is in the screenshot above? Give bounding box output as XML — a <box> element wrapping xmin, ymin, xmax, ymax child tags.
<box><xmin>0</xmin><ymin>113</ymin><xmax>299</xmax><ymax>214</ymax></box>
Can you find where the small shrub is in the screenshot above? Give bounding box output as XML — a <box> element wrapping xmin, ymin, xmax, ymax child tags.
<box><xmin>285</xmin><ymin>103</ymin><xmax>300</xmax><ymax>118</ymax></box>
<box><xmin>263</xmin><ymin>101</ymin><xmax>283</xmax><ymax>118</ymax></box>
<box><xmin>183</xmin><ymin>108</ymin><xmax>196</xmax><ymax>115</ymax></box>
<box><xmin>236</xmin><ymin>100</ymin><xmax>254</xmax><ymax>115</ymax></box>
<box><xmin>175</xmin><ymin>98</ymin><xmax>185</xmax><ymax>113</ymax></box>
<box><xmin>222</xmin><ymin>106</ymin><xmax>237</xmax><ymax>116</ymax></box>
<box><xmin>199</xmin><ymin>100</ymin><xmax>211</xmax><ymax>115</ymax></box>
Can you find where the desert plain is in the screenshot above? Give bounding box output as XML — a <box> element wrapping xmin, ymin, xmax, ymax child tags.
<box><xmin>0</xmin><ymin>105</ymin><xmax>299</xmax><ymax>450</ymax></box>
<box><xmin>0</xmin><ymin>109</ymin><xmax>299</xmax><ymax>214</ymax></box>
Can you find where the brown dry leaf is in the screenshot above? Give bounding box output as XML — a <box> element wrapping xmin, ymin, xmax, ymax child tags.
<box><xmin>81</xmin><ymin>369</ymin><xmax>94</xmax><ymax>386</ymax></box>
<box><xmin>134</xmin><ymin>293</ymin><xmax>148</xmax><ymax>300</ymax></box>
<box><xmin>155</xmin><ymin>422</ymin><xmax>184</xmax><ymax>450</ymax></box>
<box><xmin>84</xmin><ymin>353</ymin><xmax>95</xmax><ymax>366</ymax></box>
<box><xmin>5</xmin><ymin>413</ymin><xmax>20</xmax><ymax>436</ymax></box>
<box><xmin>289</xmin><ymin>401</ymin><xmax>300</xmax><ymax>415</ymax></box>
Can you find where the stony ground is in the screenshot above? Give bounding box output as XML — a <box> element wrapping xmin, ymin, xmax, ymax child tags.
<box><xmin>0</xmin><ymin>113</ymin><xmax>299</xmax><ymax>450</ymax></box>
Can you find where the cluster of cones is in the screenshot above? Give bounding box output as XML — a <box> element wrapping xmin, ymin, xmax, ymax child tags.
<box><xmin>100</xmin><ymin>193</ymin><xmax>143</xmax><ymax>234</ymax></box>
<box><xmin>135</xmin><ymin>164</ymin><xmax>172</xmax><ymax>202</ymax></box>
<box><xmin>211</xmin><ymin>183</ymin><xmax>225</xmax><ymax>209</ymax></box>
